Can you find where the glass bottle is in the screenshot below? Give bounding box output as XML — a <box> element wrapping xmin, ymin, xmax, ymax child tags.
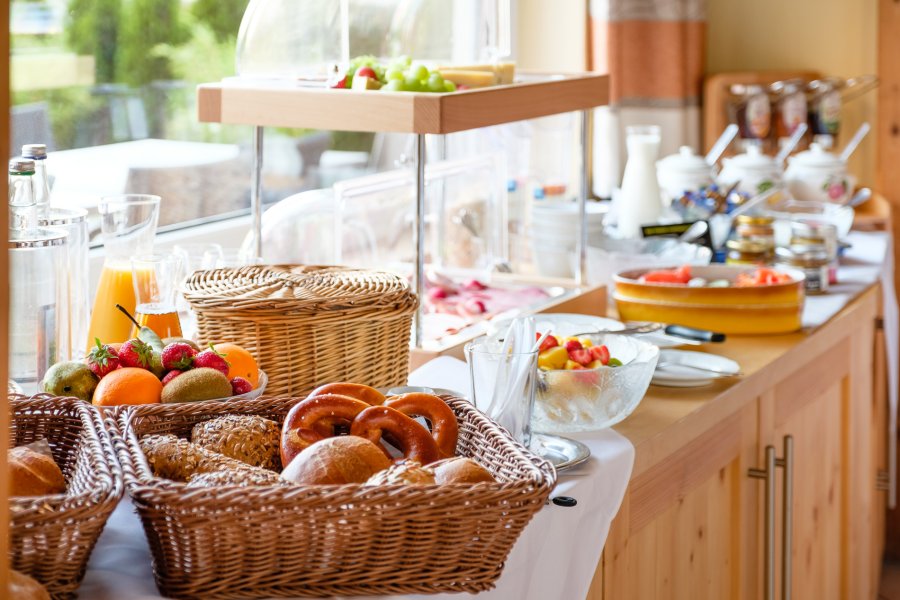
<box><xmin>21</xmin><ymin>144</ymin><xmax>51</xmax><ymax>220</ymax></box>
<box><xmin>9</xmin><ymin>158</ymin><xmax>37</xmax><ymax>232</ymax></box>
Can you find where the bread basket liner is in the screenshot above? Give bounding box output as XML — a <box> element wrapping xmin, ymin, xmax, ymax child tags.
<box><xmin>108</xmin><ymin>394</ymin><xmax>557</xmax><ymax>599</ymax></box>
<box><xmin>9</xmin><ymin>393</ymin><xmax>125</xmax><ymax>599</ymax></box>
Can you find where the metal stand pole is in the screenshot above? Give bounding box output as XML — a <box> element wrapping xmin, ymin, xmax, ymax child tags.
<box><xmin>413</xmin><ymin>134</ymin><xmax>426</xmax><ymax>347</ymax></box>
<box><xmin>577</xmin><ymin>109</ymin><xmax>591</xmax><ymax>286</ymax></box>
<box><xmin>251</xmin><ymin>126</ymin><xmax>264</xmax><ymax>259</ymax></box>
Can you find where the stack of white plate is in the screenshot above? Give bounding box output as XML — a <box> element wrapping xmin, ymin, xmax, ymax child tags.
<box><xmin>531</xmin><ymin>202</ymin><xmax>607</xmax><ymax>278</ymax></box>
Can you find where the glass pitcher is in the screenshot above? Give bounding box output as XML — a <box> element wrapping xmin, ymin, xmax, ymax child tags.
<box><xmin>86</xmin><ymin>194</ymin><xmax>160</xmax><ymax>349</ymax></box>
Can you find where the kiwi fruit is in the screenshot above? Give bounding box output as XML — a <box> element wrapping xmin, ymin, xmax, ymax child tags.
<box><xmin>161</xmin><ymin>367</ymin><xmax>232</xmax><ymax>403</ymax></box>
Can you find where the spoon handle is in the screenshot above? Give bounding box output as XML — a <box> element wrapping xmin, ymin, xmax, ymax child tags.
<box><xmin>839</xmin><ymin>122</ymin><xmax>871</xmax><ymax>162</ymax></box>
<box><xmin>705</xmin><ymin>124</ymin><xmax>739</xmax><ymax>166</ymax></box>
<box><xmin>775</xmin><ymin>122</ymin><xmax>808</xmax><ymax>164</ymax></box>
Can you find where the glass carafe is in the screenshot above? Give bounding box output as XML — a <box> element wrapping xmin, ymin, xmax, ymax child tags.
<box><xmin>86</xmin><ymin>195</ymin><xmax>160</xmax><ymax>349</ymax></box>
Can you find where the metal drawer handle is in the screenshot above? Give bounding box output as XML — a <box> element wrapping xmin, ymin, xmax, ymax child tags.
<box><xmin>749</xmin><ymin>435</ymin><xmax>793</xmax><ymax>600</ymax></box>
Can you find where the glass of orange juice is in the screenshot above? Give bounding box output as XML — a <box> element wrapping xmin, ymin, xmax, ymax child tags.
<box><xmin>86</xmin><ymin>195</ymin><xmax>160</xmax><ymax>349</ymax></box>
<box><xmin>131</xmin><ymin>254</ymin><xmax>184</xmax><ymax>339</ymax></box>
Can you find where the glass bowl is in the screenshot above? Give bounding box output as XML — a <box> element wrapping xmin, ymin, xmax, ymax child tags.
<box><xmin>533</xmin><ymin>334</ymin><xmax>659</xmax><ymax>433</ymax></box>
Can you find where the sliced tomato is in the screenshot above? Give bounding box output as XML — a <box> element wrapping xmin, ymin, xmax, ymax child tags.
<box><xmin>639</xmin><ymin>265</ymin><xmax>692</xmax><ymax>284</ymax></box>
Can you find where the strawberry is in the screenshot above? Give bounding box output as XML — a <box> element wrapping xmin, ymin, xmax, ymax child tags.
<box><xmin>564</xmin><ymin>339</ymin><xmax>583</xmax><ymax>353</ymax></box>
<box><xmin>87</xmin><ymin>338</ymin><xmax>120</xmax><ymax>378</ymax></box>
<box><xmin>161</xmin><ymin>342</ymin><xmax>197</xmax><ymax>371</ymax></box>
<box><xmin>568</xmin><ymin>348</ymin><xmax>593</xmax><ymax>367</ymax></box>
<box><xmin>536</xmin><ymin>332</ymin><xmax>558</xmax><ymax>353</ymax></box>
<box><xmin>193</xmin><ymin>343</ymin><xmax>230</xmax><ymax>376</ymax></box>
<box><xmin>230</xmin><ymin>377</ymin><xmax>252</xmax><ymax>396</ymax></box>
<box><xmin>161</xmin><ymin>370</ymin><xmax>183</xmax><ymax>387</ymax></box>
<box><xmin>589</xmin><ymin>344</ymin><xmax>611</xmax><ymax>366</ymax></box>
<box><xmin>118</xmin><ymin>338</ymin><xmax>154</xmax><ymax>369</ymax></box>
<box><xmin>462</xmin><ymin>279</ymin><xmax>487</xmax><ymax>291</ymax></box>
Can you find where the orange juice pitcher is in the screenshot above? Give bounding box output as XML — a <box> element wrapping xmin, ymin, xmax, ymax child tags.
<box><xmin>86</xmin><ymin>195</ymin><xmax>160</xmax><ymax>349</ymax></box>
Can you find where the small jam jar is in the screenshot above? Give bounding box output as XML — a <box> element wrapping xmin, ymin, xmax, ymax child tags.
<box><xmin>776</xmin><ymin>245</ymin><xmax>830</xmax><ymax>294</ymax></box>
<box><xmin>726</xmin><ymin>239</ymin><xmax>771</xmax><ymax>266</ymax></box>
<box><xmin>790</xmin><ymin>220</ymin><xmax>839</xmax><ymax>284</ymax></box>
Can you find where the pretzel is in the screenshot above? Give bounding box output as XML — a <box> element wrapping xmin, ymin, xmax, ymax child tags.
<box><xmin>308</xmin><ymin>382</ymin><xmax>386</xmax><ymax>406</ymax></box>
<box><xmin>281</xmin><ymin>394</ymin><xmax>376</xmax><ymax>467</ymax></box>
<box><xmin>384</xmin><ymin>393</ymin><xmax>459</xmax><ymax>458</ymax></box>
<box><xmin>350</xmin><ymin>405</ymin><xmax>443</xmax><ymax>465</ymax></box>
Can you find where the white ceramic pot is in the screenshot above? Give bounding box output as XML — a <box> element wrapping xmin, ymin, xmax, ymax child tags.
<box><xmin>717</xmin><ymin>145</ymin><xmax>782</xmax><ymax>196</ymax></box>
<box><xmin>656</xmin><ymin>146</ymin><xmax>716</xmax><ymax>203</ymax></box>
<box><xmin>783</xmin><ymin>143</ymin><xmax>856</xmax><ymax>204</ymax></box>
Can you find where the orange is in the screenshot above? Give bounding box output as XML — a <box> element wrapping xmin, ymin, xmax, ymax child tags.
<box><xmin>213</xmin><ymin>342</ymin><xmax>260</xmax><ymax>389</ymax></box>
<box><xmin>92</xmin><ymin>367</ymin><xmax>162</xmax><ymax>406</ymax></box>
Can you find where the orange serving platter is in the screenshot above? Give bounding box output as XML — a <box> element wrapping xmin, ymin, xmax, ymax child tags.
<box><xmin>613</xmin><ymin>265</ymin><xmax>805</xmax><ymax>335</ymax></box>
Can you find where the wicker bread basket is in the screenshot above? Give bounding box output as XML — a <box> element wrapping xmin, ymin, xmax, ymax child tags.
<box><xmin>182</xmin><ymin>265</ymin><xmax>418</xmax><ymax>396</ymax></box>
<box><xmin>8</xmin><ymin>394</ymin><xmax>124</xmax><ymax>599</ymax></box>
<box><xmin>110</xmin><ymin>394</ymin><xmax>556</xmax><ymax>599</ymax></box>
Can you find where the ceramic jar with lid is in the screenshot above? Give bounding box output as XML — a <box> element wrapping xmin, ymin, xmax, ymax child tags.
<box><xmin>656</xmin><ymin>146</ymin><xmax>716</xmax><ymax>205</ymax></box>
<box><xmin>717</xmin><ymin>145</ymin><xmax>782</xmax><ymax>196</ymax></box>
<box><xmin>783</xmin><ymin>143</ymin><xmax>856</xmax><ymax>204</ymax></box>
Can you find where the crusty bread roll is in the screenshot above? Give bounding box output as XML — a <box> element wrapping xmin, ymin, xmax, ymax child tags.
<box><xmin>280</xmin><ymin>436</ymin><xmax>391</xmax><ymax>485</ymax></box>
<box><xmin>365</xmin><ymin>460</ymin><xmax>435</xmax><ymax>486</ymax></box>
<box><xmin>140</xmin><ymin>434</ymin><xmax>281</xmax><ymax>484</ymax></box>
<box><xmin>191</xmin><ymin>414</ymin><xmax>281</xmax><ymax>470</ymax></box>
<box><xmin>8</xmin><ymin>446</ymin><xmax>66</xmax><ymax>497</ymax></box>
<box><xmin>9</xmin><ymin>569</ymin><xmax>50</xmax><ymax>600</ymax></box>
<box><xmin>187</xmin><ymin>469</ymin><xmax>295</xmax><ymax>488</ymax></box>
<box><xmin>429</xmin><ymin>457</ymin><xmax>495</xmax><ymax>484</ymax></box>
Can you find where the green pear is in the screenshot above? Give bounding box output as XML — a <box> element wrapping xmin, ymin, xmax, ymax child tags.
<box><xmin>41</xmin><ymin>362</ymin><xmax>99</xmax><ymax>401</ymax></box>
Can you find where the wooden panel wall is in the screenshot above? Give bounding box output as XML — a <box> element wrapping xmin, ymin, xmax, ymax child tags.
<box><xmin>1</xmin><ymin>0</ymin><xmax>10</xmax><ymax>592</ymax></box>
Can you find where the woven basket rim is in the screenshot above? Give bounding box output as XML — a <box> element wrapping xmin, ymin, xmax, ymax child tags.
<box><xmin>9</xmin><ymin>394</ymin><xmax>124</xmax><ymax>512</ymax></box>
<box><xmin>181</xmin><ymin>264</ymin><xmax>419</xmax><ymax>314</ymax></box>
<box><xmin>111</xmin><ymin>394</ymin><xmax>556</xmax><ymax>501</ymax></box>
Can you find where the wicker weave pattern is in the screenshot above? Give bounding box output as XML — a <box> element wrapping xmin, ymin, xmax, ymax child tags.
<box><xmin>182</xmin><ymin>266</ymin><xmax>418</xmax><ymax>396</ymax></box>
<box><xmin>8</xmin><ymin>394</ymin><xmax>124</xmax><ymax>599</ymax></box>
<box><xmin>110</xmin><ymin>395</ymin><xmax>556</xmax><ymax>599</ymax></box>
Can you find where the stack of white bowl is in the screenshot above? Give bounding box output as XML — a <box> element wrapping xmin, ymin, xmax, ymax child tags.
<box><xmin>530</xmin><ymin>202</ymin><xmax>607</xmax><ymax>278</ymax></box>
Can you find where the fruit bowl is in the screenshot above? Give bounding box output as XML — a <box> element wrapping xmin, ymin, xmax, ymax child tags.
<box><xmin>213</xmin><ymin>370</ymin><xmax>267</xmax><ymax>402</ymax></box>
<box><xmin>533</xmin><ymin>334</ymin><xmax>659</xmax><ymax>433</ymax></box>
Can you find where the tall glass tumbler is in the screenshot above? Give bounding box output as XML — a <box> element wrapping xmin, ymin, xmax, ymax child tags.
<box><xmin>40</xmin><ymin>207</ymin><xmax>90</xmax><ymax>359</ymax></box>
<box><xmin>131</xmin><ymin>254</ymin><xmax>184</xmax><ymax>339</ymax></box>
<box><xmin>464</xmin><ymin>336</ymin><xmax>538</xmax><ymax>446</ymax></box>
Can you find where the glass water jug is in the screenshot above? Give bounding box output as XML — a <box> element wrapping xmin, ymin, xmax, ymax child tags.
<box><xmin>86</xmin><ymin>194</ymin><xmax>160</xmax><ymax>349</ymax></box>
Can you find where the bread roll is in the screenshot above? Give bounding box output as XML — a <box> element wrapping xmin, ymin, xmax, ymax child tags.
<box><xmin>280</xmin><ymin>436</ymin><xmax>391</xmax><ymax>485</ymax></box>
<box><xmin>191</xmin><ymin>414</ymin><xmax>281</xmax><ymax>470</ymax></box>
<box><xmin>8</xmin><ymin>446</ymin><xmax>66</xmax><ymax>497</ymax></box>
<box><xmin>140</xmin><ymin>434</ymin><xmax>280</xmax><ymax>484</ymax></box>
<box><xmin>9</xmin><ymin>569</ymin><xmax>50</xmax><ymax>600</ymax></box>
<box><xmin>365</xmin><ymin>460</ymin><xmax>435</xmax><ymax>486</ymax></box>
<box><xmin>187</xmin><ymin>470</ymin><xmax>295</xmax><ymax>488</ymax></box>
<box><xmin>429</xmin><ymin>457</ymin><xmax>495</xmax><ymax>484</ymax></box>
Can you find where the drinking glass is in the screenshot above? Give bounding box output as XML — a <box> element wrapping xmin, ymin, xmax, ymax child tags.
<box><xmin>464</xmin><ymin>336</ymin><xmax>538</xmax><ymax>446</ymax></box>
<box><xmin>172</xmin><ymin>243</ymin><xmax>224</xmax><ymax>341</ymax></box>
<box><xmin>131</xmin><ymin>254</ymin><xmax>184</xmax><ymax>339</ymax></box>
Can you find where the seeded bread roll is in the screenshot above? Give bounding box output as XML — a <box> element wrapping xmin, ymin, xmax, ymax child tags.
<box><xmin>140</xmin><ymin>434</ymin><xmax>280</xmax><ymax>483</ymax></box>
<box><xmin>365</xmin><ymin>460</ymin><xmax>435</xmax><ymax>486</ymax></box>
<box><xmin>187</xmin><ymin>469</ymin><xmax>294</xmax><ymax>488</ymax></box>
<box><xmin>191</xmin><ymin>414</ymin><xmax>281</xmax><ymax>470</ymax></box>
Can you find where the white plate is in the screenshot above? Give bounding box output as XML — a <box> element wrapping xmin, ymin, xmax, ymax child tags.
<box><xmin>651</xmin><ymin>350</ymin><xmax>740</xmax><ymax>388</ymax></box>
<box><xmin>488</xmin><ymin>313</ymin><xmax>624</xmax><ymax>339</ymax></box>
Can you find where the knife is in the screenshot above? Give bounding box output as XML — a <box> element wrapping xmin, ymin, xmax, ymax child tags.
<box><xmin>664</xmin><ymin>325</ymin><xmax>726</xmax><ymax>343</ymax></box>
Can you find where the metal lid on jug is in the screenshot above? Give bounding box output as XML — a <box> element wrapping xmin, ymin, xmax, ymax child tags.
<box><xmin>21</xmin><ymin>144</ymin><xmax>47</xmax><ymax>159</ymax></box>
<box><xmin>8</xmin><ymin>227</ymin><xmax>68</xmax><ymax>249</ymax></box>
<box><xmin>9</xmin><ymin>158</ymin><xmax>35</xmax><ymax>174</ymax></box>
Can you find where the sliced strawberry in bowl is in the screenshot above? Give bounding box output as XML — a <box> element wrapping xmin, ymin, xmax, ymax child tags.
<box><xmin>568</xmin><ymin>348</ymin><xmax>593</xmax><ymax>367</ymax></box>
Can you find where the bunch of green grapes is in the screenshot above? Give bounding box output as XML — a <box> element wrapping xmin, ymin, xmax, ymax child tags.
<box><xmin>344</xmin><ymin>55</ymin><xmax>456</xmax><ymax>93</ymax></box>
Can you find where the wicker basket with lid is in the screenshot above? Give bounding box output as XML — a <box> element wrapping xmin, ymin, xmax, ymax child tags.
<box><xmin>182</xmin><ymin>265</ymin><xmax>418</xmax><ymax>396</ymax></box>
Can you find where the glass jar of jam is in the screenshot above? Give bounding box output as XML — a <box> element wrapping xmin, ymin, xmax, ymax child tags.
<box><xmin>726</xmin><ymin>239</ymin><xmax>770</xmax><ymax>266</ymax></box>
<box><xmin>776</xmin><ymin>245</ymin><xmax>830</xmax><ymax>294</ymax></box>
<box><xmin>806</xmin><ymin>78</ymin><xmax>843</xmax><ymax>148</ymax></box>
<box><xmin>770</xmin><ymin>79</ymin><xmax>808</xmax><ymax>149</ymax></box>
<box><xmin>729</xmin><ymin>84</ymin><xmax>772</xmax><ymax>143</ymax></box>
<box><xmin>790</xmin><ymin>220</ymin><xmax>839</xmax><ymax>283</ymax></box>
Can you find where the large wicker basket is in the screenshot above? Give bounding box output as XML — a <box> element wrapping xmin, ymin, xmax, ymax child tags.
<box><xmin>182</xmin><ymin>265</ymin><xmax>418</xmax><ymax>396</ymax></box>
<box><xmin>8</xmin><ymin>394</ymin><xmax>124</xmax><ymax>599</ymax></box>
<box><xmin>110</xmin><ymin>394</ymin><xmax>556</xmax><ymax>599</ymax></box>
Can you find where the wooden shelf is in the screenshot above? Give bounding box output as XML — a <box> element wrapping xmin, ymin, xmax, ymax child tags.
<box><xmin>197</xmin><ymin>72</ymin><xmax>609</xmax><ymax>134</ymax></box>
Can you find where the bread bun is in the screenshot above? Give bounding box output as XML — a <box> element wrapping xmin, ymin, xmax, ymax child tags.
<box><xmin>8</xmin><ymin>446</ymin><xmax>66</xmax><ymax>496</ymax></box>
<box><xmin>9</xmin><ymin>569</ymin><xmax>50</xmax><ymax>600</ymax></box>
<box><xmin>365</xmin><ymin>460</ymin><xmax>435</xmax><ymax>486</ymax></box>
<box><xmin>280</xmin><ymin>436</ymin><xmax>390</xmax><ymax>485</ymax></box>
<box><xmin>430</xmin><ymin>457</ymin><xmax>495</xmax><ymax>484</ymax></box>
<box><xmin>191</xmin><ymin>414</ymin><xmax>281</xmax><ymax>470</ymax></box>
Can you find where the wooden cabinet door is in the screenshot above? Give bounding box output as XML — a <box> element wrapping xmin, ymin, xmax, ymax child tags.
<box><xmin>766</xmin><ymin>298</ymin><xmax>877</xmax><ymax>600</ymax></box>
<box><xmin>591</xmin><ymin>403</ymin><xmax>761</xmax><ymax>600</ymax></box>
